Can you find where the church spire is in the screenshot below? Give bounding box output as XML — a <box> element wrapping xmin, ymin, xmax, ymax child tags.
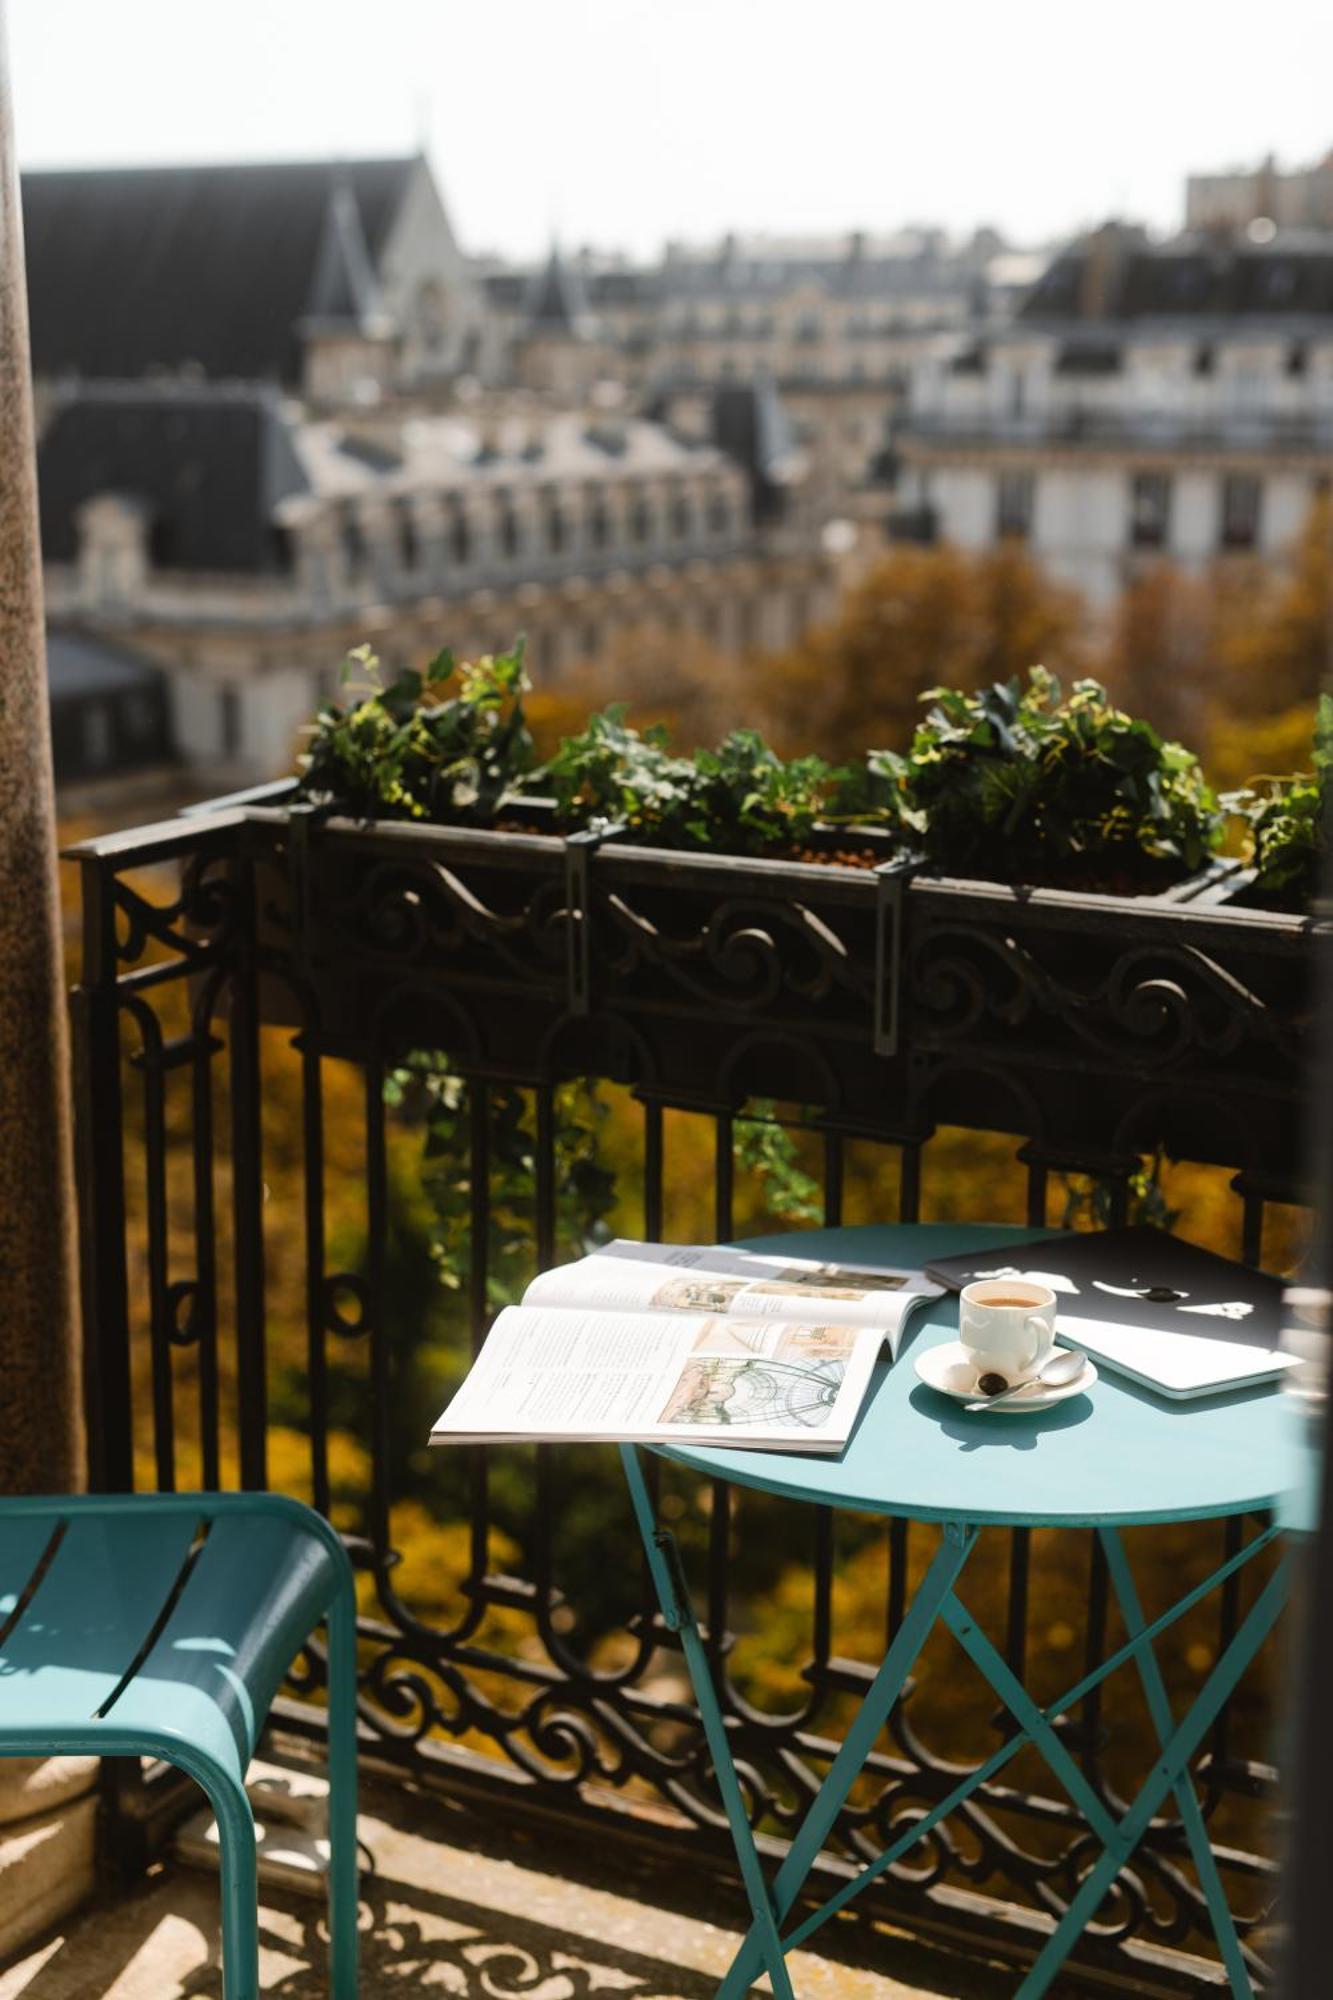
<box><xmin>525</xmin><ymin>241</ymin><xmax>590</xmax><ymax>337</ymax></box>
<box><xmin>303</xmin><ymin>178</ymin><xmax>384</xmax><ymax>329</ymax></box>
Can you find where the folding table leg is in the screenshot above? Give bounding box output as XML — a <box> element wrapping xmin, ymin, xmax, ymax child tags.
<box><xmin>716</xmin><ymin>1521</ymin><xmax>978</xmax><ymax>2000</ymax></box>
<box><xmin>619</xmin><ymin>1447</ymin><xmax>796</xmax><ymax>2000</ymax></box>
<box><xmin>1100</xmin><ymin>1527</ymin><xmax>1257</xmax><ymax>2000</ymax></box>
<box><xmin>1016</xmin><ymin>1561</ymin><xmax>1289</xmax><ymax>2000</ymax></box>
<box><xmin>938</xmin><ymin>1594</ymin><xmax>1124</xmax><ymax>1855</ymax></box>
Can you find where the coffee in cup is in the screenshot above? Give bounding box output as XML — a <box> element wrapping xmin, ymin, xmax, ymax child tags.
<box><xmin>959</xmin><ymin>1279</ymin><xmax>1058</xmax><ymax>1389</ymax></box>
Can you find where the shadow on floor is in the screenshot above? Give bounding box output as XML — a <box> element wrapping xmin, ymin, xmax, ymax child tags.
<box><xmin>179</xmin><ymin>1874</ymin><xmax>726</xmax><ymax>2000</ymax></box>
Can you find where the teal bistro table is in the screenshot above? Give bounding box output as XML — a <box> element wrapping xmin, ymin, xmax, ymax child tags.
<box><xmin>619</xmin><ymin>1223</ymin><xmax>1314</xmax><ymax>2000</ymax></box>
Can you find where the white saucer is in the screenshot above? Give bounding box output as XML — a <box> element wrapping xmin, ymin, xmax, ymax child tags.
<box><xmin>914</xmin><ymin>1340</ymin><xmax>1097</xmax><ymax>1414</ymax></box>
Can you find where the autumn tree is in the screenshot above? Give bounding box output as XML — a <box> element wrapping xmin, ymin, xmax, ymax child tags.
<box><xmin>1213</xmin><ymin>492</ymin><xmax>1333</xmax><ymax>718</ymax></box>
<box><xmin>526</xmin><ymin>622</ymin><xmax>745</xmax><ymax>759</ymax></box>
<box><xmin>1097</xmin><ymin>561</ymin><xmax>1217</xmax><ymax>745</ymax></box>
<box><xmin>752</xmin><ymin>541</ymin><xmax>1087</xmax><ymax>763</ymax></box>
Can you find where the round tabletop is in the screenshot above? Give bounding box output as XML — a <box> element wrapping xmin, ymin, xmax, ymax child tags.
<box><xmin>659</xmin><ymin>1223</ymin><xmax>1313</xmax><ymax>1528</ymax></box>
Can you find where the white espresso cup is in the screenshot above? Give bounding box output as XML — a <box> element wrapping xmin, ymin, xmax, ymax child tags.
<box><xmin>959</xmin><ymin>1279</ymin><xmax>1058</xmax><ymax>1385</ymax></box>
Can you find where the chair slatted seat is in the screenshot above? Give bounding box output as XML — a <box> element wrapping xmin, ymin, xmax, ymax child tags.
<box><xmin>0</xmin><ymin>1493</ymin><xmax>358</xmax><ymax>2000</ymax></box>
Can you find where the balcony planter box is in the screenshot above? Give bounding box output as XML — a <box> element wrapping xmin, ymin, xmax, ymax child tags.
<box><xmin>163</xmin><ymin>786</ymin><xmax>1323</xmax><ymax>1196</ymax></box>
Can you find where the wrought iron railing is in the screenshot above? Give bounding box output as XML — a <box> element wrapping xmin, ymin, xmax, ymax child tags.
<box><xmin>67</xmin><ymin>802</ymin><xmax>1320</xmax><ymax>1988</ymax></box>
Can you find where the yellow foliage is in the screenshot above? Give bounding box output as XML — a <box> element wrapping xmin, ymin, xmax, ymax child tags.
<box><xmin>1214</xmin><ymin>494</ymin><xmax>1333</xmax><ymax>718</ymax></box>
<box><xmin>1206</xmin><ymin>701</ymin><xmax>1322</xmax><ymax>795</ymax></box>
<box><xmin>754</xmin><ymin>541</ymin><xmax>1087</xmax><ymax>763</ymax></box>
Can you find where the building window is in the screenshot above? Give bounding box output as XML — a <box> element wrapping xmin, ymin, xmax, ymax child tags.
<box><xmin>397</xmin><ymin>504</ymin><xmax>419</xmax><ymax>573</ymax></box>
<box><xmin>81</xmin><ymin>702</ymin><xmax>113</xmax><ymax>771</ymax></box>
<box><xmin>707</xmin><ymin>491</ymin><xmax>732</xmax><ymax>535</ymax></box>
<box><xmin>1129</xmin><ymin>472</ymin><xmax>1172</xmax><ymax>550</ymax></box>
<box><xmin>122</xmin><ymin>691</ymin><xmax>158</xmax><ymax>745</ymax></box>
<box><xmin>1220</xmin><ymin>473</ymin><xmax>1262</xmax><ymax>551</ymax></box>
<box><xmin>220</xmin><ymin>686</ymin><xmax>241</xmax><ymax>760</ymax></box>
<box><xmin>450</xmin><ymin>510</ymin><xmax>471</xmax><ymax>566</ymax></box>
<box><xmin>545</xmin><ymin>506</ymin><xmax>566</xmax><ymax>555</ymax></box>
<box><xmin>148</xmin><ymin>514</ymin><xmax>178</xmax><ymax>568</ymax></box>
<box><xmin>995</xmin><ymin>469</ymin><xmax>1034</xmax><ymax>541</ymax></box>
<box><xmin>588</xmin><ymin>496</ymin><xmax>611</xmax><ymax>549</ymax></box>
<box><xmin>498</xmin><ymin>505</ymin><xmax>521</xmax><ymax>559</ymax></box>
<box><xmin>671</xmin><ymin>494</ymin><xmax>693</xmax><ymax>541</ymax></box>
<box><xmin>630</xmin><ymin>496</ymin><xmax>652</xmax><ymax>544</ymax></box>
<box><xmin>341</xmin><ymin>509</ymin><xmax>366</xmax><ymax>578</ymax></box>
<box><xmin>416</xmin><ymin>280</ymin><xmax>448</xmax><ymax>353</ymax></box>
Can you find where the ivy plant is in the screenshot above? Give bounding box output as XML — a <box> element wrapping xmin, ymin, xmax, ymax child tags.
<box><xmin>537</xmin><ymin>705</ymin><xmax>704</xmax><ymax>842</ymax></box>
<box><xmin>1226</xmin><ymin>694</ymin><xmax>1331</xmax><ymax>912</ymax></box>
<box><xmin>537</xmin><ymin>707</ymin><xmax>846</xmax><ymax>857</ymax></box>
<box><xmin>298</xmin><ymin>640</ymin><xmax>535</xmax><ymax>824</ymax></box>
<box><xmin>864</xmin><ymin>667</ymin><xmax>1224</xmax><ymax>891</ymax></box>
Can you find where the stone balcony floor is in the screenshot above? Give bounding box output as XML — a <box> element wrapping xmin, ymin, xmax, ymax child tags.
<box><xmin>0</xmin><ymin>1744</ymin><xmax>1047</xmax><ymax>2000</ymax></box>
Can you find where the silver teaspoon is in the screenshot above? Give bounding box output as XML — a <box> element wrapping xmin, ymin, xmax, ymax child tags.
<box><xmin>964</xmin><ymin>1347</ymin><xmax>1087</xmax><ymax>1412</ymax></box>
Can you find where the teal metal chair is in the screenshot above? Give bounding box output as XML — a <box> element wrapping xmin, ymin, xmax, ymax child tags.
<box><xmin>0</xmin><ymin>1491</ymin><xmax>358</xmax><ymax>2000</ymax></box>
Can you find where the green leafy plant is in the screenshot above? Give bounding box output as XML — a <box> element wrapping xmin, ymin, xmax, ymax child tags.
<box><xmin>537</xmin><ymin>705</ymin><xmax>704</xmax><ymax>842</ymax></box>
<box><xmin>1225</xmin><ymin>694</ymin><xmax>1331</xmax><ymax>912</ymax></box>
<box><xmin>298</xmin><ymin>640</ymin><xmax>534</xmax><ymax>824</ymax></box>
<box><xmin>863</xmin><ymin>668</ymin><xmax>1223</xmax><ymax>891</ymax></box>
<box><xmin>734</xmin><ymin>1101</ymin><xmax>823</xmax><ymax>1225</ymax></box>
<box><xmin>386</xmin><ymin>1055</ymin><xmax>617</xmax><ymax>1311</ymax></box>
<box><xmin>1057</xmin><ymin>1144</ymin><xmax>1182</xmax><ymax>1234</ymax></box>
<box><xmin>537</xmin><ymin>707</ymin><xmax>846</xmax><ymax>857</ymax></box>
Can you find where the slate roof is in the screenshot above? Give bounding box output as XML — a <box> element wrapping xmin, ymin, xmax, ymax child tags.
<box><xmin>45</xmin><ymin>625</ymin><xmax>164</xmax><ymax>700</ymax></box>
<box><xmin>707</xmin><ymin>379</ymin><xmax>802</xmax><ymax>522</ymax></box>
<box><xmin>525</xmin><ymin>245</ymin><xmax>592</xmax><ymax>334</ymax></box>
<box><xmin>22</xmin><ymin>157</ymin><xmax>419</xmax><ymax>383</ymax></box>
<box><xmin>481</xmin><ymin>233</ymin><xmax>1028</xmax><ymax>319</ymax></box>
<box><xmin>1020</xmin><ymin>229</ymin><xmax>1333</xmax><ymax>325</ymax></box>
<box><xmin>302</xmin><ymin>181</ymin><xmax>385</xmax><ymax>328</ymax></box>
<box><xmin>291</xmin><ymin>409</ymin><xmax>731</xmax><ymax>501</ymax></box>
<box><xmin>37</xmin><ymin>384</ymin><xmax>310</xmax><ymax>571</ymax></box>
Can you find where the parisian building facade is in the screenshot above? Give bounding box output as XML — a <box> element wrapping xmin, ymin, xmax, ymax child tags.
<box><xmin>890</xmin><ymin>220</ymin><xmax>1333</xmax><ymax>610</ymax></box>
<box><xmin>23</xmin><ymin>159</ymin><xmax>836</xmax><ymax>781</ymax></box>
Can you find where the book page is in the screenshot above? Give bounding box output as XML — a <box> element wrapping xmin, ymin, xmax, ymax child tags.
<box><xmin>522</xmin><ymin>1242</ymin><xmax>937</xmax><ymax>1358</ymax></box>
<box><xmin>430</xmin><ymin>1305</ymin><xmax>883</xmax><ymax>1451</ymax></box>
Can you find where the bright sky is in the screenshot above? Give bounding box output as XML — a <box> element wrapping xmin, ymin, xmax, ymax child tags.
<box><xmin>11</xmin><ymin>0</ymin><xmax>1333</xmax><ymax>262</ymax></box>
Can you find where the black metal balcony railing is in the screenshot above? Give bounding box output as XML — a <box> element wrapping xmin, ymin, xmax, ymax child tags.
<box><xmin>67</xmin><ymin>802</ymin><xmax>1321</xmax><ymax>1990</ymax></box>
<box><xmin>896</xmin><ymin>408</ymin><xmax>1333</xmax><ymax>455</ymax></box>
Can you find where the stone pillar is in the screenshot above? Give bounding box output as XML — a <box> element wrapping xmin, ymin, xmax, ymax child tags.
<box><xmin>0</xmin><ymin>0</ymin><xmax>97</xmax><ymax>1954</ymax></box>
<box><xmin>0</xmin><ymin>0</ymin><xmax>81</xmax><ymax>1494</ymax></box>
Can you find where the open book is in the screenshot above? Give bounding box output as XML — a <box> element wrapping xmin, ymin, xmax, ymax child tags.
<box><xmin>430</xmin><ymin>1242</ymin><xmax>941</xmax><ymax>1453</ymax></box>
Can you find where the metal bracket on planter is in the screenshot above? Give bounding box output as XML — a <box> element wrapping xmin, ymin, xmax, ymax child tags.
<box><xmin>284</xmin><ymin>799</ymin><xmax>321</xmax><ymax>963</ymax></box>
<box><xmin>873</xmin><ymin>857</ymin><xmax>918</xmax><ymax>1057</ymax></box>
<box><xmin>563</xmin><ymin>821</ymin><xmax>624</xmax><ymax>1016</ymax></box>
